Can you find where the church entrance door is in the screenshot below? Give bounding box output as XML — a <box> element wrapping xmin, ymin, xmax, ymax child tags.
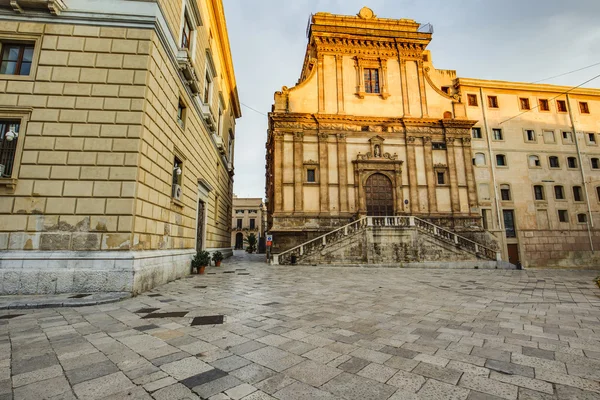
<box><xmin>365</xmin><ymin>173</ymin><xmax>394</xmax><ymax>216</ymax></box>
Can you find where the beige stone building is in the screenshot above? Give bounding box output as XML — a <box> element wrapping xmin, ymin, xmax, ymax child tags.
<box><xmin>266</xmin><ymin>7</ymin><xmax>599</xmax><ymax>268</ymax></box>
<box><xmin>231</xmin><ymin>196</ymin><xmax>266</xmax><ymax>250</ymax></box>
<box><xmin>0</xmin><ymin>0</ymin><xmax>241</xmax><ymax>294</ymax></box>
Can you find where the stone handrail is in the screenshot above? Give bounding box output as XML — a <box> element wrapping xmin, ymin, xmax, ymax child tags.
<box><xmin>272</xmin><ymin>216</ymin><xmax>500</xmax><ymax>265</ymax></box>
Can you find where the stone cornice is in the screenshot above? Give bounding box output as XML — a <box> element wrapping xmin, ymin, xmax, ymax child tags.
<box><xmin>456</xmin><ymin>77</ymin><xmax>600</xmax><ymax>97</ymax></box>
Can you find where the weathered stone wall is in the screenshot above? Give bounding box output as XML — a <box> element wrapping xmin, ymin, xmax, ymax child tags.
<box><xmin>298</xmin><ymin>227</ymin><xmax>481</xmax><ymax>266</ymax></box>
<box><xmin>520</xmin><ymin>229</ymin><xmax>600</xmax><ymax>268</ymax></box>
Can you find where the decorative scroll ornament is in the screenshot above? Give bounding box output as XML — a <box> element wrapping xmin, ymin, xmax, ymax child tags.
<box><xmin>356</xmin><ymin>152</ymin><xmax>398</xmax><ymax>161</ymax></box>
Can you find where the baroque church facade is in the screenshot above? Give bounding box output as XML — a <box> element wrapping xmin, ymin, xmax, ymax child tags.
<box><xmin>266</xmin><ymin>7</ymin><xmax>600</xmax><ymax>268</ymax></box>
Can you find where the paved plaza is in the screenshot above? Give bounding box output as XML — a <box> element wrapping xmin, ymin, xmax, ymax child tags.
<box><xmin>1</xmin><ymin>252</ymin><xmax>600</xmax><ymax>400</ymax></box>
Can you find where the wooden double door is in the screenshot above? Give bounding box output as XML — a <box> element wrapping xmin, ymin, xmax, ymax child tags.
<box><xmin>365</xmin><ymin>173</ymin><xmax>394</xmax><ymax>216</ymax></box>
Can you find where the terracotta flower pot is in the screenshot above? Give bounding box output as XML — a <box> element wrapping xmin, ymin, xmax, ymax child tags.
<box><xmin>215</xmin><ymin>261</ymin><xmax>221</xmax><ymax>267</ymax></box>
<box><xmin>199</xmin><ymin>265</ymin><xmax>206</xmax><ymax>275</ymax></box>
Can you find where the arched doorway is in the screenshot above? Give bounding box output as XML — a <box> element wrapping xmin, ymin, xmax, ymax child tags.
<box><xmin>365</xmin><ymin>173</ymin><xmax>394</xmax><ymax>216</ymax></box>
<box><xmin>235</xmin><ymin>232</ymin><xmax>244</xmax><ymax>249</ymax></box>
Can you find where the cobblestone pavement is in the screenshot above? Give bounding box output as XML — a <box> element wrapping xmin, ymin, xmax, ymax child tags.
<box><xmin>1</xmin><ymin>252</ymin><xmax>600</xmax><ymax>400</ymax></box>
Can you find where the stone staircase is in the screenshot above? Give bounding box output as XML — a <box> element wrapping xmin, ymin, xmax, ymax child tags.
<box><xmin>272</xmin><ymin>216</ymin><xmax>501</xmax><ymax>267</ymax></box>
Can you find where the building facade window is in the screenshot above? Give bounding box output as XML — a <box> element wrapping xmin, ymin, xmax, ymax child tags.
<box><xmin>573</xmin><ymin>186</ymin><xmax>583</xmax><ymax>202</ymax></box>
<box><xmin>181</xmin><ymin>16</ymin><xmax>192</xmax><ymax>49</ymax></box>
<box><xmin>496</xmin><ymin>154</ymin><xmax>507</xmax><ymax>166</ymax></box>
<box><xmin>481</xmin><ymin>209</ymin><xmax>491</xmax><ymax>229</ymax></box>
<box><xmin>432</xmin><ymin>142</ymin><xmax>447</xmax><ymax>150</ymax></box>
<box><xmin>524</xmin><ymin>129</ymin><xmax>536</xmax><ymax>142</ymax></box>
<box><xmin>474</xmin><ymin>153</ymin><xmax>486</xmax><ymax>166</ymax></box>
<box><xmin>0</xmin><ymin>43</ymin><xmax>34</xmax><ymax>76</ymax></box>
<box><xmin>503</xmin><ymin>210</ymin><xmax>516</xmax><ymax>238</ymax></box>
<box><xmin>577</xmin><ymin>213</ymin><xmax>587</xmax><ymax>223</ymax></box>
<box><xmin>533</xmin><ymin>185</ymin><xmax>545</xmax><ymax>201</ymax></box>
<box><xmin>307</xmin><ymin>169</ymin><xmax>316</xmax><ymax>183</ymax></box>
<box><xmin>579</xmin><ymin>102</ymin><xmax>590</xmax><ymax>114</ymax></box>
<box><xmin>236</xmin><ymin>218</ymin><xmax>242</xmax><ymax>229</ymax></box>
<box><xmin>500</xmin><ymin>184</ymin><xmax>511</xmax><ymax>201</ymax></box>
<box><xmin>562</xmin><ymin>131</ymin><xmax>573</xmax><ymax>144</ymax></box>
<box><xmin>539</xmin><ymin>99</ymin><xmax>550</xmax><ymax>111</ymax></box>
<box><xmin>554</xmin><ymin>185</ymin><xmax>565</xmax><ymax>200</ymax></box>
<box><xmin>567</xmin><ymin>157</ymin><xmax>577</xmax><ymax>169</ymax></box>
<box><xmin>557</xmin><ymin>100</ymin><xmax>567</xmax><ymax>112</ymax></box>
<box><xmin>467</xmin><ymin>94</ymin><xmax>478</xmax><ymax>106</ymax></box>
<box><xmin>249</xmin><ymin>218</ymin><xmax>256</xmax><ymax>230</ymax></box>
<box><xmin>0</xmin><ymin>121</ymin><xmax>20</xmax><ymax>178</ymax></box>
<box><xmin>436</xmin><ymin>171</ymin><xmax>446</xmax><ymax>185</ymax></box>
<box><xmin>519</xmin><ymin>97</ymin><xmax>530</xmax><ymax>110</ymax></box>
<box><xmin>364</xmin><ymin>68</ymin><xmax>380</xmax><ymax>94</ymax></box>
<box><xmin>587</xmin><ymin>133</ymin><xmax>596</xmax><ymax>144</ymax></box>
<box><xmin>549</xmin><ymin>156</ymin><xmax>560</xmax><ymax>168</ymax></box>
<box><xmin>492</xmin><ymin>128</ymin><xmax>503</xmax><ymax>141</ymax></box>
<box><xmin>591</xmin><ymin>158</ymin><xmax>599</xmax><ymax>169</ymax></box>
<box><xmin>172</xmin><ymin>156</ymin><xmax>183</xmax><ymax>199</ymax></box>
<box><xmin>543</xmin><ymin>130</ymin><xmax>556</xmax><ymax>144</ymax></box>
<box><xmin>471</xmin><ymin>127</ymin><xmax>482</xmax><ymax>139</ymax></box>
<box><xmin>488</xmin><ymin>96</ymin><xmax>499</xmax><ymax>108</ymax></box>
<box><xmin>528</xmin><ymin>155</ymin><xmax>541</xmax><ymax>168</ymax></box>
<box><xmin>177</xmin><ymin>99</ymin><xmax>186</xmax><ymax>127</ymax></box>
<box><xmin>203</xmin><ymin>71</ymin><xmax>212</xmax><ymax>104</ymax></box>
<box><xmin>558</xmin><ymin>210</ymin><xmax>568</xmax><ymax>223</ymax></box>
<box><xmin>597</xmin><ymin>186</ymin><xmax>600</xmax><ymax>201</ymax></box>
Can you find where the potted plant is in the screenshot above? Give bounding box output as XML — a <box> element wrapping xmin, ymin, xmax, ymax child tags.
<box><xmin>244</xmin><ymin>233</ymin><xmax>257</xmax><ymax>254</ymax></box>
<box><xmin>212</xmin><ymin>251</ymin><xmax>224</xmax><ymax>267</ymax></box>
<box><xmin>191</xmin><ymin>250</ymin><xmax>210</xmax><ymax>274</ymax></box>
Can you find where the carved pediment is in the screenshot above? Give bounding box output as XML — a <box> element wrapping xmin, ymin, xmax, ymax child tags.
<box><xmin>356</xmin><ymin>152</ymin><xmax>398</xmax><ymax>161</ymax></box>
<box><xmin>3</xmin><ymin>0</ymin><xmax>66</xmax><ymax>14</ymax></box>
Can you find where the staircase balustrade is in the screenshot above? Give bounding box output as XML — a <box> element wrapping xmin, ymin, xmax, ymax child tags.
<box><xmin>273</xmin><ymin>216</ymin><xmax>499</xmax><ymax>265</ymax></box>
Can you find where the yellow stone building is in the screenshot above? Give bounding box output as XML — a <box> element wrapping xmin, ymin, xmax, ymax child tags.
<box><xmin>266</xmin><ymin>8</ymin><xmax>600</xmax><ymax>268</ymax></box>
<box><xmin>231</xmin><ymin>196</ymin><xmax>266</xmax><ymax>250</ymax></box>
<box><xmin>0</xmin><ymin>0</ymin><xmax>240</xmax><ymax>294</ymax></box>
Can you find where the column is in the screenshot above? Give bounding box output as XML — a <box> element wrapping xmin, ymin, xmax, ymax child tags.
<box><xmin>462</xmin><ymin>137</ymin><xmax>477</xmax><ymax>213</ymax></box>
<box><xmin>406</xmin><ymin>136</ymin><xmax>419</xmax><ymax>213</ymax></box>
<box><xmin>394</xmin><ymin>165</ymin><xmax>404</xmax><ymax>213</ymax></box>
<box><xmin>335</xmin><ymin>55</ymin><xmax>345</xmax><ymax>114</ymax></box>
<box><xmin>318</xmin><ymin>133</ymin><xmax>329</xmax><ymax>212</ymax></box>
<box><xmin>318</xmin><ymin>54</ymin><xmax>325</xmax><ymax>113</ymax></box>
<box><xmin>337</xmin><ymin>133</ymin><xmax>348</xmax><ymax>212</ymax></box>
<box><xmin>422</xmin><ymin>136</ymin><xmax>437</xmax><ymax>213</ymax></box>
<box><xmin>293</xmin><ymin>132</ymin><xmax>304</xmax><ymax>212</ymax></box>
<box><xmin>446</xmin><ymin>137</ymin><xmax>460</xmax><ymax>213</ymax></box>
<box><xmin>274</xmin><ymin>132</ymin><xmax>284</xmax><ymax>212</ymax></box>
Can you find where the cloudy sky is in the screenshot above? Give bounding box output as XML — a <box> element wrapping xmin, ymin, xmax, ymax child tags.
<box><xmin>223</xmin><ymin>0</ymin><xmax>600</xmax><ymax>199</ymax></box>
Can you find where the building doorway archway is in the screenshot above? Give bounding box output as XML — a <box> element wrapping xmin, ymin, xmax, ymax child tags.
<box><xmin>235</xmin><ymin>232</ymin><xmax>244</xmax><ymax>249</ymax></box>
<box><xmin>365</xmin><ymin>173</ymin><xmax>394</xmax><ymax>216</ymax></box>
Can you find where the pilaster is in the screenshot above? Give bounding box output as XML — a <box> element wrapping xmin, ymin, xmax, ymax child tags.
<box><xmin>423</xmin><ymin>136</ymin><xmax>437</xmax><ymax>213</ymax></box>
<box><xmin>317</xmin><ymin>54</ymin><xmax>325</xmax><ymax>113</ymax></box>
<box><xmin>335</xmin><ymin>55</ymin><xmax>345</xmax><ymax>114</ymax></box>
<box><xmin>446</xmin><ymin>137</ymin><xmax>460</xmax><ymax>213</ymax></box>
<box><xmin>293</xmin><ymin>132</ymin><xmax>304</xmax><ymax>212</ymax></box>
<box><xmin>274</xmin><ymin>132</ymin><xmax>284</xmax><ymax>212</ymax></box>
<box><xmin>337</xmin><ymin>133</ymin><xmax>348</xmax><ymax>212</ymax></box>
<box><xmin>318</xmin><ymin>132</ymin><xmax>329</xmax><ymax>212</ymax></box>
<box><xmin>462</xmin><ymin>137</ymin><xmax>477</xmax><ymax>213</ymax></box>
<box><xmin>406</xmin><ymin>136</ymin><xmax>419</xmax><ymax>213</ymax></box>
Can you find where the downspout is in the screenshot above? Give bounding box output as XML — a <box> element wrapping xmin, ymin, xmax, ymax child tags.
<box><xmin>566</xmin><ymin>94</ymin><xmax>594</xmax><ymax>251</ymax></box>
<box><xmin>479</xmin><ymin>88</ymin><xmax>503</xmax><ymax>234</ymax></box>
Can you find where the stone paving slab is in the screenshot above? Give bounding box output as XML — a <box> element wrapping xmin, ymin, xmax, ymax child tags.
<box><xmin>0</xmin><ymin>252</ymin><xmax>599</xmax><ymax>399</ymax></box>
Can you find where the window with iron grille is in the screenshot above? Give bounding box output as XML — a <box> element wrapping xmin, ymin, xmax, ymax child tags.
<box><xmin>0</xmin><ymin>43</ymin><xmax>34</xmax><ymax>76</ymax></box>
<box><xmin>0</xmin><ymin>121</ymin><xmax>20</xmax><ymax>177</ymax></box>
<box><xmin>364</xmin><ymin>68</ymin><xmax>380</xmax><ymax>94</ymax></box>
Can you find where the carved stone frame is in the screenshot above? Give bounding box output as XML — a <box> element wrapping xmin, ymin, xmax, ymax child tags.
<box><xmin>354</xmin><ymin>56</ymin><xmax>390</xmax><ymax>100</ymax></box>
<box><xmin>353</xmin><ymin>158</ymin><xmax>404</xmax><ymax>217</ymax></box>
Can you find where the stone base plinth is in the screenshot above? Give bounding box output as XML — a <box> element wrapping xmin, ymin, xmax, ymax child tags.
<box><xmin>0</xmin><ymin>248</ymin><xmax>233</xmax><ymax>295</ymax></box>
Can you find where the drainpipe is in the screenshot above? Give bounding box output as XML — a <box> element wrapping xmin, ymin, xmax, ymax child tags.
<box><xmin>566</xmin><ymin>94</ymin><xmax>594</xmax><ymax>251</ymax></box>
<box><xmin>479</xmin><ymin>89</ymin><xmax>505</xmax><ymax>246</ymax></box>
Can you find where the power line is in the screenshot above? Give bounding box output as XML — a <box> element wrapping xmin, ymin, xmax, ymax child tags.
<box><xmin>499</xmin><ymin>73</ymin><xmax>600</xmax><ymax>125</ymax></box>
<box><xmin>241</xmin><ymin>102</ymin><xmax>268</xmax><ymax>116</ymax></box>
<box><xmin>532</xmin><ymin>61</ymin><xmax>600</xmax><ymax>84</ymax></box>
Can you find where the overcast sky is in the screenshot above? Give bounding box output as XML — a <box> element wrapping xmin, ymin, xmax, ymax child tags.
<box><xmin>223</xmin><ymin>0</ymin><xmax>600</xmax><ymax>199</ymax></box>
